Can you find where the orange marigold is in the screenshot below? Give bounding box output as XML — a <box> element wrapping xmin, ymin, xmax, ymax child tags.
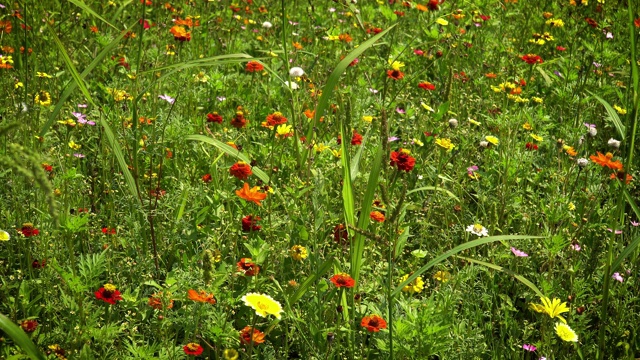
<box><xmin>169</xmin><ymin>25</ymin><xmax>191</xmax><ymax>41</ymax></box>
<box><xmin>236</xmin><ymin>182</ymin><xmax>267</xmax><ymax>206</ymax></box>
<box><xmin>590</xmin><ymin>152</ymin><xmax>623</xmax><ymax>170</ymax></box>
<box><xmin>187</xmin><ymin>289</ymin><xmax>216</xmax><ymax>304</ymax></box>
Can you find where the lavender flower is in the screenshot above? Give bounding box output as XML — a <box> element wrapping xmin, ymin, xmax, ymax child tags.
<box><xmin>522</xmin><ymin>344</ymin><xmax>537</xmax><ymax>352</ymax></box>
<box><xmin>158</xmin><ymin>94</ymin><xmax>175</xmax><ymax>104</ymax></box>
<box><xmin>73</xmin><ymin>153</ymin><xmax>86</xmax><ymax>158</ymax></box>
<box><xmin>511</xmin><ymin>247</ymin><xmax>529</xmax><ymax>257</ymax></box>
<box><xmin>612</xmin><ymin>272</ymin><xmax>624</xmax><ymax>283</ymax></box>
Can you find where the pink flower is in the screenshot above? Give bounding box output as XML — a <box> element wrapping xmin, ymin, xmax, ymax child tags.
<box><xmin>607</xmin><ymin>228</ymin><xmax>623</xmax><ymax>235</ymax></box>
<box><xmin>414</xmin><ymin>49</ymin><xmax>424</xmax><ymax>56</ymax></box>
<box><xmin>612</xmin><ymin>272</ymin><xmax>624</xmax><ymax>283</ymax></box>
<box><xmin>522</xmin><ymin>344</ymin><xmax>537</xmax><ymax>352</ymax></box>
<box><xmin>570</xmin><ymin>243</ymin><xmax>582</xmax><ymax>251</ymax></box>
<box><xmin>511</xmin><ymin>247</ymin><xmax>529</xmax><ymax>257</ymax></box>
<box><xmin>158</xmin><ymin>94</ymin><xmax>175</xmax><ymax>104</ymax></box>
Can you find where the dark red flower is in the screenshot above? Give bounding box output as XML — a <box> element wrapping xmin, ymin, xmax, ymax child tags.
<box><xmin>32</xmin><ymin>259</ymin><xmax>46</xmax><ymax>269</ymax></box>
<box><xmin>202</xmin><ymin>174</ymin><xmax>212</xmax><ymax>183</ymax></box>
<box><xmin>585</xmin><ymin>17</ymin><xmax>598</xmax><ymax>28</ymax></box>
<box><xmin>333</xmin><ymin>224</ymin><xmax>349</xmax><ymax>244</ymax></box>
<box><xmin>521</xmin><ymin>54</ymin><xmax>543</xmax><ymax>65</ymax></box>
<box><xmin>525</xmin><ymin>142</ymin><xmax>538</xmax><ymax>151</ymax></box>
<box><xmin>351</xmin><ymin>130</ymin><xmax>363</xmax><ymax>145</ymax></box>
<box><xmin>20</xmin><ymin>319</ymin><xmax>38</xmax><ymax>333</ymax></box>
<box><xmin>230</xmin><ymin>161</ymin><xmax>253</xmax><ymax>180</ymax></box>
<box><xmin>418</xmin><ymin>81</ymin><xmax>436</xmax><ymax>91</ymax></box>
<box><xmin>389</xmin><ymin>149</ymin><xmax>416</xmax><ymax>172</ymax></box>
<box><xmin>237</xmin><ymin>258</ymin><xmax>260</xmax><ymax>276</ymax></box>
<box><xmin>428</xmin><ymin>0</ymin><xmax>442</xmax><ymax>11</ymax></box>
<box><xmin>387</xmin><ymin>69</ymin><xmax>404</xmax><ymax>80</ymax></box>
<box><xmin>479</xmin><ymin>14</ymin><xmax>490</xmax><ymax>21</ymax></box>
<box><xmin>18</xmin><ymin>223</ymin><xmax>39</xmax><ymax>237</ymax></box>
<box><xmin>206</xmin><ymin>112</ymin><xmax>223</xmax><ymax>124</ymax></box>
<box><xmin>242</xmin><ymin>215</ymin><xmax>261</xmax><ymax>232</ymax></box>
<box><xmin>361</xmin><ymin>315</ymin><xmax>387</xmax><ymax>332</ymax></box>
<box><xmin>394</xmin><ymin>10</ymin><xmax>405</xmax><ymax>16</ymax></box>
<box><xmin>556</xmin><ymin>46</ymin><xmax>566</xmax><ymax>51</ymax></box>
<box><xmin>245</xmin><ymin>61</ymin><xmax>264</xmax><ymax>72</ymax></box>
<box><xmin>231</xmin><ymin>111</ymin><xmax>248</xmax><ymax>128</ymax></box>
<box><xmin>95</xmin><ymin>284</ymin><xmax>123</xmax><ymax>305</ymax></box>
<box><xmin>183</xmin><ymin>343</ymin><xmax>204</xmax><ymax>356</ymax></box>
<box><xmin>101</xmin><ymin>227</ymin><xmax>117</xmax><ymax>235</ymax></box>
<box><xmin>330</xmin><ymin>273</ymin><xmax>355</xmax><ymax>288</ymax></box>
<box><xmin>264</xmin><ymin>112</ymin><xmax>288</xmax><ymax>127</ymax></box>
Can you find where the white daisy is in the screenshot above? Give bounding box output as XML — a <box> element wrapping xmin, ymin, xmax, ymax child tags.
<box><xmin>466</xmin><ymin>223</ymin><xmax>488</xmax><ymax>237</ymax></box>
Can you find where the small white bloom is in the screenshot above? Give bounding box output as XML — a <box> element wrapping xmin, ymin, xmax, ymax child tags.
<box><xmin>466</xmin><ymin>224</ymin><xmax>489</xmax><ymax>237</ymax></box>
<box><xmin>448</xmin><ymin>118</ymin><xmax>458</xmax><ymax>128</ymax></box>
<box><xmin>607</xmin><ymin>138</ymin><xmax>621</xmax><ymax>149</ymax></box>
<box><xmin>284</xmin><ymin>81</ymin><xmax>300</xmax><ymax>90</ymax></box>
<box><xmin>479</xmin><ymin>141</ymin><xmax>489</xmax><ymax>148</ymax></box>
<box><xmin>262</xmin><ymin>21</ymin><xmax>272</xmax><ymax>29</ymax></box>
<box><xmin>289</xmin><ymin>66</ymin><xmax>305</xmax><ymax>77</ymax></box>
<box><xmin>577</xmin><ymin>158</ymin><xmax>589</xmax><ymax>168</ymax></box>
<box><xmin>588</xmin><ymin>127</ymin><xmax>597</xmax><ymax>137</ymax></box>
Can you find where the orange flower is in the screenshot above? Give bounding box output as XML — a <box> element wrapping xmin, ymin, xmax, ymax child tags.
<box><xmin>187</xmin><ymin>289</ymin><xmax>216</xmax><ymax>304</ymax></box>
<box><xmin>237</xmin><ymin>258</ymin><xmax>260</xmax><ymax>276</ymax></box>
<box><xmin>169</xmin><ymin>25</ymin><xmax>191</xmax><ymax>41</ymax></box>
<box><xmin>230</xmin><ymin>161</ymin><xmax>253</xmax><ymax>180</ymax></box>
<box><xmin>485</xmin><ymin>72</ymin><xmax>497</xmax><ymax>78</ymax></box>
<box><xmin>303</xmin><ymin>109</ymin><xmax>315</xmax><ymax>119</ymax></box>
<box><xmin>338</xmin><ymin>33</ymin><xmax>352</xmax><ymax>42</ymax></box>
<box><xmin>416</xmin><ymin>4</ymin><xmax>428</xmax><ymax>11</ymax></box>
<box><xmin>245</xmin><ymin>61</ymin><xmax>264</xmax><ymax>72</ymax></box>
<box><xmin>236</xmin><ymin>182</ymin><xmax>267</xmax><ymax>205</ymax></box>
<box><xmin>361</xmin><ymin>315</ymin><xmax>388</xmax><ymax>332</ymax></box>
<box><xmin>370</xmin><ymin>211</ymin><xmax>385</xmax><ymax>222</ymax></box>
<box><xmin>610</xmin><ymin>171</ymin><xmax>633</xmax><ymax>184</ymax></box>
<box><xmin>239</xmin><ymin>326</ymin><xmax>265</xmax><ymax>345</ymax></box>
<box><xmin>148</xmin><ymin>292</ymin><xmax>174</xmax><ymax>309</ymax></box>
<box><xmin>387</xmin><ymin>69</ymin><xmax>404</xmax><ymax>80</ymax></box>
<box><xmin>330</xmin><ymin>273</ymin><xmax>355</xmax><ymax>288</ymax></box>
<box><xmin>590</xmin><ymin>152</ymin><xmax>623</xmax><ymax>170</ymax></box>
<box><xmin>0</xmin><ymin>20</ymin><xmax>12</xmax><ymax>34</ymax></box>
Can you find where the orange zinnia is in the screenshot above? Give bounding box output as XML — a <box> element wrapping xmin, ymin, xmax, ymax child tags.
<box><xmin>230</xmin><ymin>161</ymin><xmax>253</xmax><ymax>180</ymax></box>
<box><xmin>188</xmin><ymin>289</ymin><xmax>216</xmax><ymax>304</ymax></box>
<box><xmin>236</xmin><ymin>182</ymin><xmax>267</xmax><ymax>205</ymax></box>
<box><xmin>239</xmin><ymin>326</ymin><xmax>265</xmax><ymax>345</ymax></box>
<box><xmin>590</xmin><ymin>152</ymin><xmax>623</xmax><ymax>170</ymax></box>
<box><xmin>169</xmin><ymin>25</ymin><xmax>191</xmax><ymax>41</ymax></box>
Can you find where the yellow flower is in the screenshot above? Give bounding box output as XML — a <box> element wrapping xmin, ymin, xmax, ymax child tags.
<box><xmin>388</xmin><ymin>59</ymin><xmax>405</xmax><ymax>71</ymax></box>
<box><xmin>613</xmin><ymin>105</ymin><xmax>627</xmax><ymax>115</ymax></box>
<box><xmin>107</xmin><ymin>88</ymin><xmax>133</xmax><ymax>102</ymax></box>
<box><xmin>68</xmin><ymin>140</ymin><xmax>81</xmax><ymax>150</ymax></box>
<box><xmin>421</xmin><ymin>102</ymin><xmax>434</xmax><ymax>112</ymax></box>
<box><xmin>529</xmin><ymin>296</ymin><xmax>570</xmax><ymax>323</ymax></box>
<box><xmin>331</xmin><ymin>149</ymin><xmax>342</xmax><ymax>158</ymax></box>
<box><xmin>34</xmin><ymin>91</ymin><xmax>52</xmax><ymax>107</ymax></box>
<box><xmin>433</xmin><ymin>271</ymin><xmax>451</xmax><ymax>283</ymax></box>
<box><xmin>14</xmin><ymin>81</ymin><xmax>24</xmax><ymax>89</ymax></box>
<box><xmin>413</xmin><ymin>138</ymin><xmax>424</xmax><ymax>146</ymax></box>
<box><xmin>435</xmin><ymin>138</ymin><xmax>455</xmax><ymax>151</ymax></box>
<box><xmin>485</xmin><ymin>136</ymin><xmax>499</xmax><ymax>145</ymax></box>
<box><xmin>400</xmin><ymin>274</ymin><xmax>424</xmax><ymax>293</ymax></box>
<box><xmin>530</xmin><ymin>134</ymin><xmax>543</xmax><ymax>142</ymax></box>
<box><xmin>328</xmin><ymin>35</ymin><xmax>340</xmax><ymax>41</ymax></box>
<box><xmin>435</xmin><ymin>18</ymin><xmax>448</xmax><ymax>26</ymax></box>
<box><xmin>103</xmin><ymin>283</ymin><xmax>117</xmax><ymax>292</ymax></box>
<box><xmin>0</xmin><ymin>230</ymin><xmax>9</xmax><ymax>241</ymax></box>
<box><xmin>555</xmin><ymin>322</ymin><xmax>578</xmax><ymax>342</ymax></box>
<box><xmin>469</xmin><ymin>119</ymin><xmax>481</xmax><ymax>126</ymax></box>
<box><xmin>289</xmin><ymin>245</ymin><xmax>308</xmax><ymax>261</ymax></box>
<box><xmin>362</xmin><ymin>115</ymin><xmax>373</xmax><ymax>123</ymax></box>
<box><xmin>223</xmin><ymin>349</ymin><xmax>239</xmax><ymax>360</ymax></box>
<box><xmin>568</xmin><ymin>202</ymin><xmax>576</xmax><ymax>211</ymax></box>
<box><xmin>276</xmin><ymin>124</ymin><xmax>293</xmax><ymax>138</ymax></box>
<box><xmin>313</xmin><ymin>143</ymin><xmax>329</xmax><ymax>153</ymax></box>
<box><xmin>241</xmin><ymin>293</ymin><xmax>283</xmax><ymax>319</ymax></box>
<box><xmin>522</xmin><ymin>122</ymin><xmax>533</xmax><ymax>130</ymax></box>
<box><xmin>532</xmin><ymin>97</ymin><xmax>543</xmax><ymax>104</ymax></box>
<box><xmin>545</xmin><ymin>18</ymin><xmax>564</xmax><ymax>27</ymax></box>
<box><xmin>36</xmin><ymin>72</ymin><xmax>53</xmax><ymax>78</ymax></box>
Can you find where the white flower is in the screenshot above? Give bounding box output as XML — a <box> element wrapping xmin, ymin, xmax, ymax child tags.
<box><xmin>466</xmin><ymin>224</ymin><xmax>489</xmax><ymax>237</ymax></box>
<box><xmin>479</xmin><ymin>141</ymin><xmax>489</xmax><ymax>148</ymax></box>
<box><xmin>588</xmin><ymin>127</ymin><xmax>597</xmax><ymax>137</ymax></box>
<box><xmin>289</xmin><ymin>66</ymin><xmax>305</xmax><ymax>77</ymax></box>
<box><xmin>448</xmin><ymin>118</ymin><xmax>458</xmax><ymax>128</ymax></box>
<box><xmin>607</xmin><ymin>138</ymin><xmax>621</xmax><ymax>149</ymax></box>
<box><xmin>262</xmin><ymin>21</ymin><xmax>272</xmax><ymax>29</ymax></box>
<box><xmin>577</xmin><ymin>158</ymin><xmax>589</xmax><ymax>168</ymax></box>
<box><xmin>284</xmin><ymin>81</ymin><xmax>300</xmax><ymax>90</ymax></box>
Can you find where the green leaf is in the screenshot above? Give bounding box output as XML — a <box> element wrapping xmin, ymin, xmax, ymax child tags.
<box><xmin>393</xmin><ymin>235</ymin><xmax>544</xmax><ymax>296</ymax></box>
<box><xmin>0</xmin><ymin>313</ymin><xmax>46</xmax><ymax>360</ymax></box>
<box><xmin>340</xmin><ymin>124</ymin><xmax>355</xmax><ymax>228</ymax></box>
<box><xmin>456</xmin><ymin>256</ymin><xmax>544</xmax><ymax>298</ymax></box>
<box><xmin>67</xmin><ymin>0</ymin><xmax>118</xmax><ymax>30</ymax></box>
<box><xmin>289</xmin><ymin>258</ymin><xmax>334</xmax><ymax>305</ymax></box>
<box><xmin>101</xmin><ymin>117</ymin><xmax>141</xmax><ymax>205</ymax></box>
<box><xmin>185</xmin><ymin>135</ymin><xmax>270</xmax><ymax>184</ymax></box>
<box><xmin>587</xmin><ymin>90</ymin><xmax>625</xmax><ymax>139</ymax></box>
<box><xmin>535</xmin><ymin>67</ymin><xmax>553</xmax><ymax>86</ymax></box>
<box><xmin>407</xmin><ymin>186</ymin><xmax>459</xmax><ymax>202</ymax></box>
<box><xmin>610</xmin><ymin>190</ymin><xmax>640</xmax><ymax>274</ymax></box>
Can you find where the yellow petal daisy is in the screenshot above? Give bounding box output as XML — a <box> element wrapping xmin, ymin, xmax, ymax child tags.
<box><xmin>555</xmin><ymin>322</ymin><xmax>578</xmax><ymax>342</ymax></box>
<box><xmin>242</xmin><ymin>293</ymin><xmax>283</xmax><ymax>319</ymax></box>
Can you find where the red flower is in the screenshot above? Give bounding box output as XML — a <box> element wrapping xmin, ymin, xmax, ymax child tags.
<box><xmin>245</xmin><ymin>61</ymin><xmax>264</xmax><ymax>72</ymax></box>
<box><xmin>264</xmin><ymin>112</ymin><xmax>288</xmax><ymax>127</ymax></box>
<box><xmin>394</xmin><ymin>10</ymin><xmax>405</xmax><ymax>17</ymax></box>
<box><xmin>240</xmin><ymin>326</ymin><xmax>265</xmax><ymax>345</ymax></box>
<box><xmin>18</xmin><ymin>223</ymin><xmax>39</xmax><ymax>237</ymax></box>
<box><xmin>20</xmin><ymin>319</ymin><xmax>38</xmax><ymax>333</ymax></box>
<box><xmin>242</xmin><ymin>215</ymin><xmax>261</xmax><ymax>232</ymax></box>
<box><xmin>333</xmin><ymin>224</ymin><xmax>349</xmax><ymax>244</ymax></box>
<box><xmin>202</xmin><ymin>174</ymin><xmax>212</xmax><ymax>183</ymax></box>
<box><xmin>585</xmin><ymin>17</ymin><xmax>598</xmax><ymax>28</ymax></box>
<box><xmin>32</xmin><ymin>259</ymin><xmax>46</xmax><ymax>269</ymax></box>
<box><xmin>370</xmin><ymin>211</ymin><xmax>385</xmax><ymax>222</ymax></box>
<box><xmin>231</xmin><ymin>111</ymin><xmax>248</xmax><ymax>128</ymax></box>
<box><xmin>351</xmin><ymin>130</ymin><xmax>363</xmax><ymax>145</ymax></box>
<box><xmin>389</xmin><ymin>149</ymin><xmax>416</xmax><ymax>172</ymax></box>
<box><xmin>521</xmin><ymin>54</ymin><xmax>543</xmax><ymax>65</ymax></box>
<box><xmin>330</xmin><ymin>273</ymin><xmax>355</xmax><ymax>288</ymax></box>
<box><xmin>635</xmin><ymin>18</ymin><xmax>640</xmax><ymax>28</ymax></box>
<box><xmin>139</xmin><ymin>19</ymin><xmax>150</xmax><ymax>29</ymax></box>
<box><xmin>418</xmin><ymin>82</ymin><xmax>436</xmax><ymax>91</ymax></box>
<box><xmin>610</xmin><ymin>171</ymin><xmax>633</xmax><ymax>184</ymax></box>
<box><xmin>387</xmin><ymin>69</ymin><xmax>404</xmax><ymax>80</ymax></box>
<box><xmin>95</xmin><ymin>284</ymin><xmax>123</xmax><ymax>305</ymax></box>
<box><xmin>230</xmin><ymin>161</ymin><xmax>253</xmax><ymax>180</ymax></box>
<box><xmin>183</xmin><ymin>343</ymin><xmax>204</xmax><ymax>356</ymax></box>
<box><xmin>206</xmin><ymin>112</ymin><xmax>223</xmax><ymax>124</ymax></box>
<box><xmin>42</xmin><ymin>163</ymin><xmax>53</xmax><ymax>172</ymax></box>
<box><xmin>427</xmin><ymin>0</ymin><xmax>443</xmax><ymax>11</ymax></box>
<box><xmin>237</xmin><ymin>258</ymin><xmax>260</xmax><ymax>276</ymax></box>
<box><xmin>101</xmin><ymin>227</ymin><xmax>117</xmax><ymax>235</ymax></box>
<box><xmin>556</xmin><ymin>46</ymin><xmax>566</xmax><ymax>51</ymax></box>
<box><xmin>361</xmin><ymin>315</ymin><xmax>387</xmax><ymax>332</ymax></box>
<box><xmin>525</xmin><ymin>142</ymin><xmax>538</xmax><ymax>151</ymax></box>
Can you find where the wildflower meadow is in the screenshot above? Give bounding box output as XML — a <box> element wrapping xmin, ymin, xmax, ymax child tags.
<box><xmin>2</xmin><ymin>0</ymin><xmax>640</xmax><ymax>359</ymax></box>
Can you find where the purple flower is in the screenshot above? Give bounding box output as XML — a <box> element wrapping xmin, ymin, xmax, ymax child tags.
<box><xmin>612</xmin><ymin>272</ymin><xmax>624</xmax><ymax>283</ymax></box>
<box><xmin>522</xmin><ymin>344</ymin><xmax>537</xmax><ymax>352</ymax></box>
<box><xmin>583</xmin><ymin>123</ymin><xmax>596</xmax><ymax>129</ymax></box>
<box><xmin>474</xmin><ymin>23</ymin><xmax>481</xmax><ymax>27</ymax></box>
<box><xmin>0</xmin><ymin>4</ymin><xmax>5</xmax><ymax>8</ymax></box>
<box><xmin>511</xmin><ymin>247</ymin><xmax>529</xmax><ymax>257</ymax></box>
<box><xmin>554</xmin><ymin>70</ymin><xmax>564</xmax><ymax>78</ymax></box>
<box><xmin>388</xmin><ymin>137</ymin><xmax>399</xmax><ymax>142</ymax></box>
<box><xmin>467</xmin><ymin>165</ymin><xmax>479</xmax><ymax>173</ymax></box>
<box><xmin>593</xmin><ymin>62</ymin><xmax>602</xmax><ymax>68</ymax></box>
<box><xmin>72</xmin><ymin>112</ymin><xmax>86</xmax><ymax>121</ymax></box>
<box><xmin>77</xmin><ymin>103</ymin><xmax>88</xmax><ymax>108</ymax></box>
<box><xmin>73</xmin><ymin>153</ymin><xmax>86</xmax><ymax>158</ymax></box>
<box><xmin>158</xmin><ymin>94</ymin><xmax>175</xmax><ymax>104</ymax></box>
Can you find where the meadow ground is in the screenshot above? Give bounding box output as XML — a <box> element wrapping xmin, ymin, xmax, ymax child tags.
<box><xmin>1</xmin><ymin>0</ymin><xmax>640</xmax><ymax>359</ymax></box>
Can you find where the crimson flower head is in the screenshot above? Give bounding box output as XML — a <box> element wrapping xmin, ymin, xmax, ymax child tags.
<box><xmin>230</xmin><ymin>161</ymin><xmax>253</xmax><ymax>180</ymax></box>
<box><xmin>242</xmin><ymin>215</ymin><xmax>261</xmax><ymax>232</ymax></box>
<box><xmin>387</xmin><ymin>69</ymin><xmax>404</xmax><ymax>80</ymax></box>
<box><xmin>202</xmin><ymin>174</ymin><xmax>212</xmax><ymax>183</ymax></box>
<box><xmin>32</xmin><ymin>259</ymin><xmax>46</xmax><ymax>269</ymax></box>
<box><xmin>20</xmin><ymin>319</ymin><xmax>38</xmax><ymax>333</ymax></box>
<box><xmin>361</xmin><ymin>314</ymin><xmax>388</xmax><ymax>332</ymax></box>
<box><xmin>102</xmin><ymin>227</ymin><xmax>116</xmax><ymax>235</ymax></box>
<box><xmin>183</xmin><ymin>343</ymin><xmax>204</xmax><ymax>356</ymax></box>
<box><xmin>418</xmin><ymin>81</ymin><xmax>436</xmax><ymax>91</ymax></box>
<box><xmin>206</xmin><ymin>112</ymin><xmax>223</xmax><ymax>124</ymax></box>
<box><xmin>231</xmin><ymin>111</ymin><xmax>248</xmax><ymax>128</ymax></box>
<box><xmin>390</xmin><ymin>149</ymin><xmax>416</xmax><ymax>172</ymax></box>
<box><xmin>351</xmin><ymin>130</ymin><xmax>363</xmax><ymax>145</ymax></box>
<box><xmin>18</xmin><ymin>223</ymin><xmax>39</xmax><ymax>237</ymax></box>
<box><xmin>245</xmin><ymin>60</ymin><xmax>264</xmax><ymax>72</ymax></box>
<box><xmin>428</xmin><ymin>0</ymin><xmax>443</xmax><ymax>11</ymax></box>
<box><xmin>525</xmin><ymin>142</ymin><xmax>538</xmax><ymax>151</ymax></box>
<box><xmin>521</xmin><ymin>54</ymin><xmax>543</xmax><ymax>65</ymax></box>
<box><xmin>333</xmin><ymin>224</ymin><xmax>349</xmax><ymax>244</ymax></box>
<box><xmin>237</xmin><ymin>258</ymin><xmax>260</xmax><ymax>276</ymax></box>
<box><xmin>95</xmin><ymin>284</ymin><xmax>123</xmax><ymax>305</ymax></box>
<box><xmin>330</xmin><ymin>273</ymin><xmax>355</xmax><ymax>288</ymax></box>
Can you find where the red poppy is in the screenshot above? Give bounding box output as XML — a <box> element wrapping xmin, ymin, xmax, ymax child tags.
<box><xmin>521</xmin><ymin>54</ymin><xmax>543</xmax><ymax>65</ymax></box>
<box><xmin>525</xmin><ymin>142</ymin><xmax>538</xmax><ymax>151</ymax></box>
<box><xmin>389</xmin><ymin>149</ymin><xmax>416</xmax><ymax>172</ymax></box>
<box><xmin>242</xmin><ymin>215</ymin><xmax>261</xmax><ymax>232</ymax></box>
<box><xmin>18</xmin><ymin>223</ymin><xmax>39</xmax><ymax>237</ymax></box>
<box><xmin>206</xmin><ymin>112</ymin><xmax>223</xmax><ymax>123</ymax></box>
<box><xmin>237</xmin><ymin>258</ymin><xmax>260</xmax><ymax>276</ymax></box>
<box><xmin>231</xmin><ymin>111</ymin><xmax>248</xmax><ymax>128</ymax></box>
<box><xmin>245</xmin><ymin>61</ymin><xmax>264</xmax><ymax>72</ymax></box>
<box><xmin>418</xmin><ymin>81</ymin><xmax>436</xmax><ymax>91</ymax></box>
<box><xmin>333</xmin><ymin>224</ymin><xmax>349</xmax><ymax>244</ymax></box>
<box><xmin>183</xmin><ymin>343</ymin><xmax>204</xmax><ymax>356</ymax></box>
<box><xmin>387</xmin><ymin>69</ymin><xmax>404</xmax><ymax>80</ymax></box>
<box><xmin>239</xmin><ymin>326</ymin><xmax>266</xmax><ymax>345</ymax></box>
<box><xmin>230</xmin><ymin>161</ymin><xmax>253</xmax><ymax>180</ymax></box>
<box><xmin>351</xmin><ymin>130</ymin><xmax>363</xmax><ymax>145</ymax></box>
<box><xmin>95</xmin><ymin>284</ymin><xmax>123</xmax><ymax>305</ymax></box>
<box><xmin>20</xmin><ymin>319</ymin><xmax>38</xmax><ymax>333</ymax></box>
<box><xmin>202</xmin><ymin>174</ymin><xmax>212</xmax><ymax>183</ymax></box>
<box><xmin>330</xmin><ymin>273</ymin><xmax>355</xmax><ymax>288</ymax></box>
<box><xmin>361</xmin><ymin>315</ymin><xmax>387</xmax><ymax>332</ymax></box>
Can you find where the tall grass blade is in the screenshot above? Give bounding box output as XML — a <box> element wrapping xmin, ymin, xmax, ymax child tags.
<box><xmin>302</xmin><ymin>25</ymin><xmax>396</xmax><ymax>165</ymax></box>
<box><xmin>101</xmin><ymin>118</ymin><xmax>141</xmax><ymax>206</ymax></box>
<box><xmin>40</xmin><ymin>29</ymin><xmax>128</xmax><ymax>137</ymax></box>
<box><xmin>186</xmin><ymin>135</ymin><xmax>270</xmax><ymax>183</ymax></box>
<box><xmin>350</xmin><ymin>129</ymin><xmax>369</xmax><ymax>182</ymax></box>
<box><xmin>610</xmin><ymin>190</ymin><xmax>640</xmax><ymax>273</ymax></box>
<box><xmin>66</xmin><ymin>0</ymin><xmax>118</xmax><ymax>30</ymax></box>
<box><xmin>587</xmin><ymin>91</ymin><xmax>625</xmax><ymax>139</ymax></box>
<box><xmin>456</xmin><ymin>256</ymin><xmax>544</xmax><ymax>298</ymax></box>
<box><xmin>393</xmin><ymin>235</ymin><xmax>544</xmax><ymax>296</ymax></box>
<box><xmin>407</xmin><ymin>186</ymin><xmax>459</xmax><ymax>202</ymax></box>
<box><xmin>289</xmin><ymin>258</ymin><xmax>334</xmax><ymax>305</ymax></box>
<box><xmin>0</xmin><ymin>313</ymin><xmax>46</xmax><ymax>360</ymax></box>
<box><xmin>340</xmin><ymin>124</ymin><xmax>355</xmax><ymax>228</ymax></box>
